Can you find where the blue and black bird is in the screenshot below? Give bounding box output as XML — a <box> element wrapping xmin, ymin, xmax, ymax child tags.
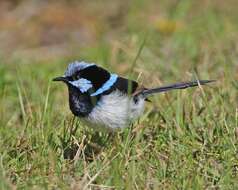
<box><xmin>53</xmin><ymin>61</ymin><xmax>214</xmax><ymax>130</ymax></box>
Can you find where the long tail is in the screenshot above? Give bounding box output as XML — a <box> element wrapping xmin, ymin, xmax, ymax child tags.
<box><xmin>141</xmin><ymin>80</ymin><xmax>215</xmax><ymax>97</ymax></box>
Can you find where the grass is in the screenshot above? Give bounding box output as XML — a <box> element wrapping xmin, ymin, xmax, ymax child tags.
<box><xmin>0</xmin><ymin>0</ymin><xmax>238</xmax><ymax>189</ymax></box>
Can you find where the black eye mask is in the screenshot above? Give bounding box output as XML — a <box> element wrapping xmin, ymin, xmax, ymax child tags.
<box><xmin>69</xmin><ymin>71</ymin><xmax>81</xmax><ymax>81</ymax></box>
<box><xmin>78</xmin><ymin>65</ymin><xmax>111</xmax><ymax>90</ymax></box>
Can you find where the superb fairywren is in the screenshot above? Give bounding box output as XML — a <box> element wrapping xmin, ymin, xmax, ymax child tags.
<box><xmin>53</xmin><ymin>61</ymin><xmax>214</xmax><ymax>130</ymax></box>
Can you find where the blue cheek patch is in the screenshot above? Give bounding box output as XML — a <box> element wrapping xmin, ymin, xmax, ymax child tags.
<box><xmin>90</xmin><ymin>74</ymin><xmax>118</xmax><ymax>96</ymax></box>
<box><xmin>69</xmin><ymin>78</ymin><xmax>93</xmax><ymax>93</ymax></box>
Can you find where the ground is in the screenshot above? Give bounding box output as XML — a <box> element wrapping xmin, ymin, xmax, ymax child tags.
<box><xmin>0</xmin><ymin>0</ymin><xmax>238</xmax><ymax>189</ymax></box>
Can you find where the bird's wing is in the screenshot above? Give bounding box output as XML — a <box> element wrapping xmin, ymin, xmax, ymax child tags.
<box><xmin>101</xmin><ymin>76</ymin><xmax>139</xmax><ymax>96</ymax></box>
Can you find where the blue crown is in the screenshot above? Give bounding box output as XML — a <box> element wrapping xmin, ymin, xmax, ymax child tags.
<box><xmin>64</xmin><ymin>61</ymin><xmax>95</xmax><ymax>77</ymax></box>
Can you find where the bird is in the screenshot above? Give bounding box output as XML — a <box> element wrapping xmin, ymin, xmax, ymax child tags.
<box><xmin>53</xmin><ymin>61</ymin><xmax>214</xmax><ymax>130</ymax></box>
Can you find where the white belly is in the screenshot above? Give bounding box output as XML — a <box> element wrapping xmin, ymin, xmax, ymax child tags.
<box><xmin>86</xmin><ymin>91</ymin><xmax>145</xmax><ymax>130</ymax></box>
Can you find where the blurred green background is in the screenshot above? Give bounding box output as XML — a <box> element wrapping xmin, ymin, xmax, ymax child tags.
<box><xmin>0</xmin><ymin>0</ymin><xmax>238</xmax><ymax>189</ymax></box>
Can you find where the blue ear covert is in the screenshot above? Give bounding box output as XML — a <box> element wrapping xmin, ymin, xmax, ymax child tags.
<box><xmin>69</xmin><ymin>78</ymin><xmax>93</xmax><ymax>93</ymax></box>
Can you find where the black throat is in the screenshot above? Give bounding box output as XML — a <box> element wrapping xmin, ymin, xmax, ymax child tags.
<box><xmin>67</xmin><ymin>85</ymin><xmax>98</xmax><ymax>117</ymax></box>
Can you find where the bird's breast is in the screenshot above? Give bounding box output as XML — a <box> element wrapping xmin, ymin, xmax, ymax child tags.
<box><xmin>68</xmin><ymin>90</ymin><xmax>96</xmax><ymax>117</ymax></box>
<box><xmin>87</xmin><ymin>90</ymin><xmax>145</xmax><ymax>129</ymax></box>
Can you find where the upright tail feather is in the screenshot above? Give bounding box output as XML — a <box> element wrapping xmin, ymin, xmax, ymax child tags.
<box><xmin>141</xmin><ymin>80</ymin><xmax>215</xmax><ymax>97</ymax></box>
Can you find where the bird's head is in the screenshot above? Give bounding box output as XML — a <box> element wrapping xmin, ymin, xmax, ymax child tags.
<box><xmin>52</xmin><ymin>61</ymin><xmax>95</xmax><ymax>93</ymax></box>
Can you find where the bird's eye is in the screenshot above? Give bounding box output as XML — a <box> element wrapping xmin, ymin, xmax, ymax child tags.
<box><xmin>76</xmin><ymin>74</ymin><xmax>80</xmax><ymax>80</ymax></box>
<box><xmin>72</xmin><ymin>74</ymin><xmax>80</xmax><ymax>80</ymax></box>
